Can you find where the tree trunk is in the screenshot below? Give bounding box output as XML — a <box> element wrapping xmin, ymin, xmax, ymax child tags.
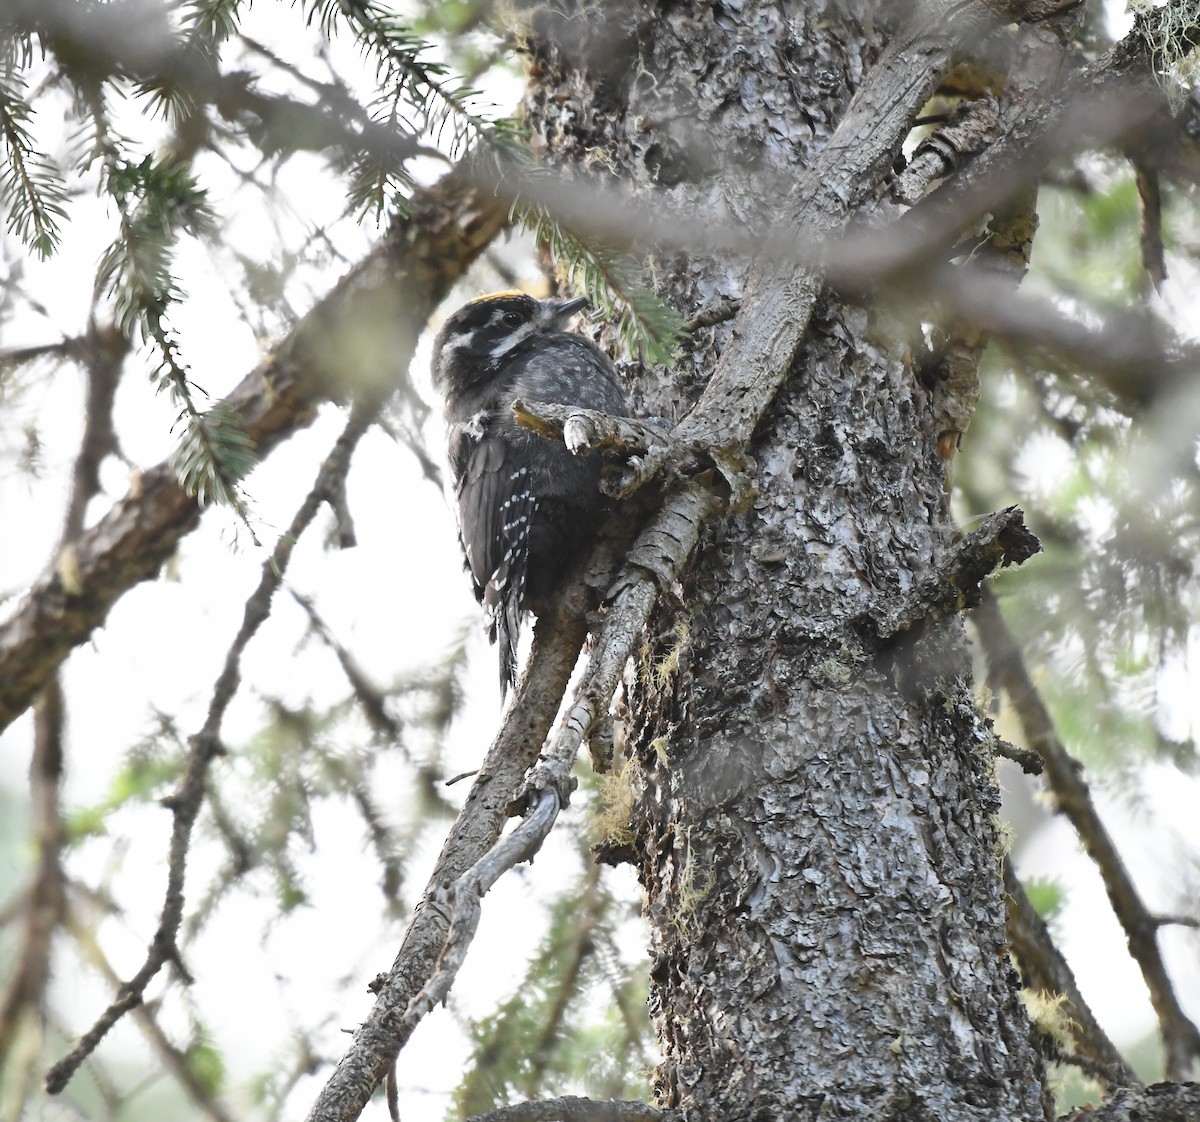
<box><xmin>523</xmin><ymin>2</ymin><xmax>1053</xmax><ymax>1118</ymax></box>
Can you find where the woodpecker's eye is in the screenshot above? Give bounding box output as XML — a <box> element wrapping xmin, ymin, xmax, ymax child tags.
<box><xmin>502</xmin><ymin>311</ymin><xmax>524</xmax><ymax>328</ymax></box>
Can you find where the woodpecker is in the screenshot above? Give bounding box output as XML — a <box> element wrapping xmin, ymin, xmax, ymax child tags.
<box><xmin>431</xmin><ymin>291</ymin><xmax>628</xmax><ymax>695</ymax></box>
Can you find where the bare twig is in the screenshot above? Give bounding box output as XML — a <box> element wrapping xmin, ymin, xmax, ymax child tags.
<box><xmin>683</xmin><ymin>300</ymin><xmax>740</xmax><ymax>333</ymax></box>
<box><xmin>0</xmin><ymin>322</ymin><xmax>125</xmax><ymax>1080</ymax></box>
<box><xmin>995</xmin><ymin>738</ymin><xmax>1044</xmax><ymax>775</ymax></box>
<box><xmin>0</xmin><ymin>338</ymin><xmax>79</xmax><ymax>371</ymax></box>
<box><xmin>921</xmin><ymin>263</ymin><xmax>1195</xmax><ymax>411</ymax></box>
<box><xmin>1154</xmin><ymin>915</ymin><xmax>1200</xmax><ymax>931</ymax></box>
<box><xmin>976</xmin><ymin>590</ymin><xmax>1200</xmax><ymax>1080</ymax></box>
<box><xmin>0</xmin><ymin>172</ymin><xmax>506</xmax><ymax>734</ymax></box>
<box><xmin>64</xmin><ymin>908</ymin><xmax>239</xmax><ymax>1122</ymax></box>
<box><xmin>45</xmin><ymin>403</ymin><xmax>378</xmax><ymax>1094</ymax></box>
<box><xmin>391</xmin><ymin>756</ymin><xmax>572</xmax><ymax>1042</ymax></box>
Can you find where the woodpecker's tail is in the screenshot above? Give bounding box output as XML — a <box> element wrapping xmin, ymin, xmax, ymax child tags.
<box><xmin>484</xmin><ymin>579</ymin><xmax>524</xmax><ymax>697</ymax></box>
<box><xmin>496</xmin><ymin>596</ymin><xmax>521</xmax><ymax>697</ymax></box>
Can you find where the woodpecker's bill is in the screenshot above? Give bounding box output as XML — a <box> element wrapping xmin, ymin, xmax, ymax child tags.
<box><xmin>431</xmin><ymin>291</ymin><xmax>628</xmax><ymax>695</ymax></box>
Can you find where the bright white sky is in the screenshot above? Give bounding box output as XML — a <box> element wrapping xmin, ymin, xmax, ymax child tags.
<box><xmin>2</xmin><ymin>2</ymin><xmax>1199</xmax><ymax>1119</ymax></box>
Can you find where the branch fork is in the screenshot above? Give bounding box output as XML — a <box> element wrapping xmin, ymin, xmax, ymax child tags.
<box><xmin>511</xmin><ymin>398</ymin><xmax>756</xmax><ymax>508</ymax></box>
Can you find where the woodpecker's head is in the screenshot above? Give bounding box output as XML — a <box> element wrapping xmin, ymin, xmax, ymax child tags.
<box><xmin>431</xmin><ymin>291</ymin><xmax>588</xmax><ymax>396</ymax></box>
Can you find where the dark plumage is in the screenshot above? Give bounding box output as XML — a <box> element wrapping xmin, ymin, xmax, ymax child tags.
<box><xmin>431</xmin><ymin>291</ymin><xmax>628</xmax><ymax>695</ymax></box>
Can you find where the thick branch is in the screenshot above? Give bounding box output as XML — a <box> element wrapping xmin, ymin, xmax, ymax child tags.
<box><xmin>1062</xmin><ymin>1083</ymin><xmax>1200</xmax><ymax>1122</ymax></box>
<box><xmin>0</xmin><ymin>172</ymin><xmax>505</xmax><ymax>734</ymax></box>
<box><xmin>465</xmin><ymin>1098</ymin><xmax>679</xmax><ymax>1122</ymax></box>
<box><xmin>673</xmin><ymin>0</ymin><xmax>1017</xmax><ymax>453</ymax></box>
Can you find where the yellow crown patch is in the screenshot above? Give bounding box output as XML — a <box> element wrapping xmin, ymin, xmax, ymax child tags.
<box><xmin>467</xmin><ymin>289</ymin><xmax>532</xmax><ymax>304</ymax></box>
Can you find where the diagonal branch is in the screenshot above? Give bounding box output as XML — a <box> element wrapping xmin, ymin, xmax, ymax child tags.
<box><xmin>306</xmin><ymin>480</ymin><xmax>714</xmax><ymax>1122</ymax></box>
<box><xmin>0</xmin><ymin>172</ymin><xmax>506</xmax><ymax>735</ymax></box>
<box><xmin>44</xmin><ymin>402</ymin><xmax>380</xmax><ymax>1094</ymax></box>
<box><xmin>976</xmin><ymin>590</ymin><xmax>1200</xmax><ymax>1080</ymax></box>
<box><xmin>670</xmin><ymin>0</ymin><xmax>1018</xmax><ymax>454</ymax></box>
<box><xmin>303</xmin><ymin>552</ymin><xmax>602</xmax><ymax>1121</ymax></box>
<box><xmin>64</xmin><ymin>905</ymin><xmax>238</xmax><ymax>1122</ymax></box>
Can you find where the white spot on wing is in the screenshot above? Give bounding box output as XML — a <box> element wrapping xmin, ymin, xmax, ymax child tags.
<box><xmin>457</xmin><ymin>411</ymin><xmax>489</xmax><ymax>441</ymax></box>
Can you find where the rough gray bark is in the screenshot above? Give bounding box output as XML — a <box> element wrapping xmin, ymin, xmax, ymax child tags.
<box><xmin>522</xmin><ymin>2</ymin><xmax>1053</xmax><ymax>1119</ymax></box>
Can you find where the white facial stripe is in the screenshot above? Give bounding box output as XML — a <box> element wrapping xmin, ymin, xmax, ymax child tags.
<box><xmin>488</xmin><ymin>321</ymin><xmax>536</xmax><ymax>358</ymax></box>
<box><xmin>441</xmin><ymin>331</ymin><xmax>475</xmax><ymax>353</ymax></box>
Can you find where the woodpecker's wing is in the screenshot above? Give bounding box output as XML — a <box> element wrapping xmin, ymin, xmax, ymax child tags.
<box><xmin>447</xmin><ymin>424</ymin><xmax>518</xmax><ymax>598</ymax></box>
<box><xmin>447</xmin><ymin>419</ymin><xmax>536</xmax><ymax>695</ymax></box>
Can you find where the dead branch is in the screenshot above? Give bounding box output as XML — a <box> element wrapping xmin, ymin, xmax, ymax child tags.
<box><xmin>994</xmin><ymin>738</ymin><xmax>1044</xmax><ymax>775</ymax></box>
<box><xmin>0</xmin><ymin>172</ymin><xmax>506</xmax><ymax>735</ymax></box>
<box><xmin>866</xmin><ymin>507</ymin><xmax>1042</xmax><ymax>641</ymax></box>
<box><xmin>511</xmin><ymin>400</ymin><xmax>698</xmax><ymax>498</ymax></box>
<box><xmin>45</xmin><ymin>403</ymin><xmax>377</xmax><ymax>1093</ymax></box>
<box><xmin>976</xmin><ymin>590</ymin><xmax>1200</xmax><ymax>1080</ymax></box>
<box><xmin>1003</xmin><ymin>859</ymin><xmax>1139</xmax><ymax>1085</ymax></box>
